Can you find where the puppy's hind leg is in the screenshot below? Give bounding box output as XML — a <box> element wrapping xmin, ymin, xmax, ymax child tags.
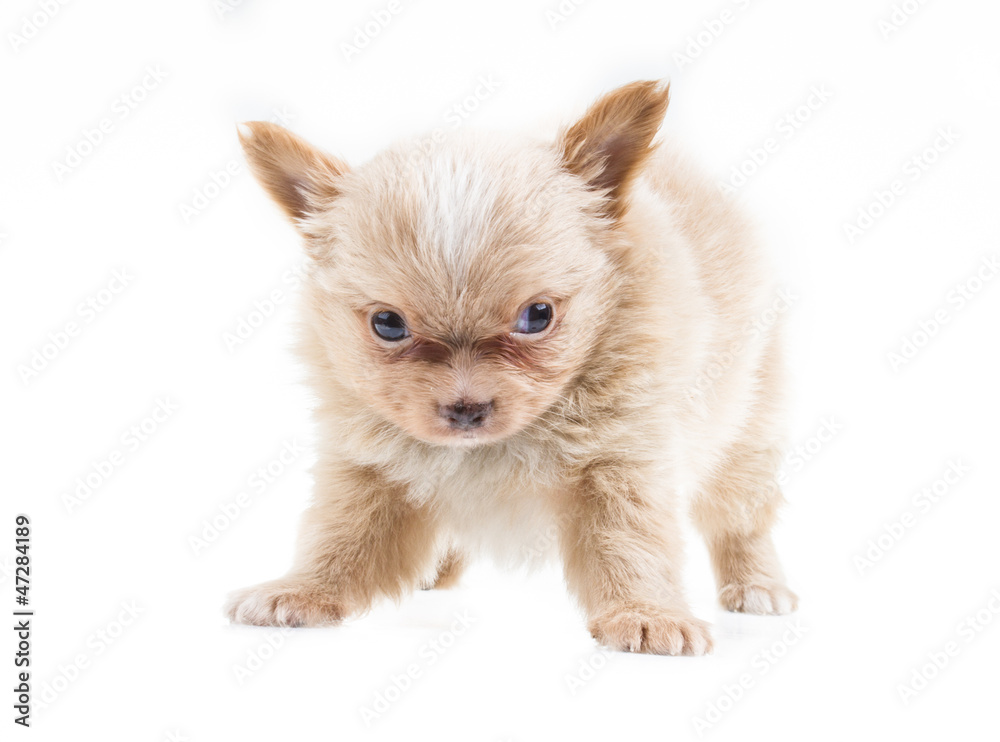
<box><xmin>691</xmin><ymin>440</ymin><xmax>798</xmax><ymax>615</ymax></box>
<box><xmin>422</xmin><ymin>547</ymin><xmax>466</xmax><ymax>590</ymax></box>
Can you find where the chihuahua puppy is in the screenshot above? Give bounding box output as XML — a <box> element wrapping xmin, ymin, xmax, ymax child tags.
<box><xmin>225</xmin><ymin>81</ymin><xmax>797</xmax><ymax>654</ymax></box>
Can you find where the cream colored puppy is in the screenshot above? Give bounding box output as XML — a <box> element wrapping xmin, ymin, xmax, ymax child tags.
<box><xmin>225</xmin><ymin>81</ymin><xmax>797</xmax><ymax>655</ymax></box>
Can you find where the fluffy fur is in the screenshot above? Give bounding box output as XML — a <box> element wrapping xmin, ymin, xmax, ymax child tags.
<box><xmin>225</xmin><ymin>81</ymin><xmax>797</xmax><ymax>655</ymax></box>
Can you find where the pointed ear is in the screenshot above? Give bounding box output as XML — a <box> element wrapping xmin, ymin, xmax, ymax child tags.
<box><xmin>560</xmin><ymin>80</ymin><xmax>670</xmax><ymax>219</ymax></box>
<box><xmin>237</xmin><ymin>121</ymin><xmax>349</xmax><ymax>231</ymax></box>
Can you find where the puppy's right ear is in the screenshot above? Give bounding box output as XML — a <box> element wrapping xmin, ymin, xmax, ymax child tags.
<box><xmin>237</xmin><ymin>122</ymin><xmax>349</xmax><ymax>235</ymax></box>
<box><xmin>560</xmin><ymin>80</ymin><xmax>669</xmax><ymax>220</ymax></box>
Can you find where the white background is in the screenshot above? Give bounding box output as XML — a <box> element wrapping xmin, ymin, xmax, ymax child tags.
<box><xmin>2</xmin><ymin>0</ymin><xmax>999</xmax><ymax>740</ymax></box>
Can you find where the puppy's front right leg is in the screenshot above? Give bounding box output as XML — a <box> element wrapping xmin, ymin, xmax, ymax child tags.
<box><xmin>226</xmin><ymin>463</ymin><xmax>438</xmax><ymax>627</ymax></box>
<box><xmin>560</xmin><ymin>460</ymin><xmax>713</xmax><ymax>655</ymax></box>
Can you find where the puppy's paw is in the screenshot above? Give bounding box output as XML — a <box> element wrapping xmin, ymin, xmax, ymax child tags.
<box><xmin>588</xmin><ymin>607</ymin><xmax>713</xmax><ymax>656</ymax></box>
<box><xmin>225</xmin><ymin>578</ymin><xmax>344</xmax><ymax>627</ymax></box>
<box><xmin>719</xmin><ymin>582</ymin><xmax>798</xmax><ymax>615</ymax></box>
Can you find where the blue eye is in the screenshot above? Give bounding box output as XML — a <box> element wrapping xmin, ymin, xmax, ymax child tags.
<box><xmin>514</xmin><ymin>302</ymin><xmax>553</xmax><ymax>334</ymax></box>
<box><xmin>372</xmin><ymin>311</ymin><xmax>409</xmax><ymax>341</ymax></box>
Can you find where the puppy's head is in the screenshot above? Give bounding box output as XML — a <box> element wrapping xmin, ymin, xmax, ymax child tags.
<box><xmin>239</xmin><ymin>81</ymin><xmax>669</xmax><ymax>447</ymax></box>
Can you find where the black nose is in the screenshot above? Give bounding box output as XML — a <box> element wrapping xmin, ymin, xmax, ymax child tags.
<box><xmin>440</xmin><ymin>400</ymin><xmax>493</xmax><ymax>430</ymax></box>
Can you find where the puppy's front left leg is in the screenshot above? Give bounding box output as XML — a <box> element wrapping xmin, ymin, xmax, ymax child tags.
<box><xmin>560</xmin><ymin>461</ymin><xmax>712</xmax><ymax>655</ymax></box>
<box><xmin>226</xmin><ymin>463</ymin><xmax>438</xmax><ymax>627</ymax></box>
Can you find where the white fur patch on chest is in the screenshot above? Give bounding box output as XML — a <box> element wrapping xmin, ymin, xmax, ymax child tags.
<box><xmin>407</xmin><ymin>444</ymin><xmax>562</xmax><ymax>566</ymax></box>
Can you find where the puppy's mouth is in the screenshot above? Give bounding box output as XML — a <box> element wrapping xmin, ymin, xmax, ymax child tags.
<box><xmin>445</xmin><ymin>429</ymin><xmax>492</xmax><ymax>446</ymax></box>
<box><xmin>416</xmin><ymin>425</ymin><xmax>500</xmax><ymax>448</ymax></box>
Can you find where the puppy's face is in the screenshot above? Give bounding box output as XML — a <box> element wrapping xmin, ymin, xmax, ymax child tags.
<box><xmin>239</xmin><ymin>81</ymin><xmax>669</xmax><ymax>447</ymax></box>
<box><xmin>314</xmin><ymin>145</ymin><xmax>609</xmax><ymax>446</ymax></box>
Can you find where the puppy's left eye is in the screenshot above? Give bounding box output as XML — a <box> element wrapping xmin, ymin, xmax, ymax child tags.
<box><xmin>372</xmin><ymin>311</ymin><xmax>409</xmax><ymax>341</ymax></box>
<box><xmin>513</xmin><ymin>302</ymin><xmax>553</xmax><ymax>334</ymax></box>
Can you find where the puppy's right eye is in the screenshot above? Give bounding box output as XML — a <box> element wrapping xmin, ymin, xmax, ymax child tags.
<box><xmin>372</xmin><ymin>311</ymin><xmax>409</xmax><ymax>341</ymax></box>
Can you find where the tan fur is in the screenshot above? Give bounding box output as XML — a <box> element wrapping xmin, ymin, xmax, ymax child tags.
<box><xmin>225</xmin><ymin>81</ymin><xmax>797</xmax><ymax>654</ymax></box>
<box><xmin>425</xmin><ymin>548</ymin><xmax>465</xmax><ymax>590</ymax></box>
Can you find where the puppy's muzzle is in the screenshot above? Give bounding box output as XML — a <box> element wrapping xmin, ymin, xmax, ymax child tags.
<box><xmin>440</xmin><ymin>400</ymin><xmax>493</xmax><ymax>430</ymax></box>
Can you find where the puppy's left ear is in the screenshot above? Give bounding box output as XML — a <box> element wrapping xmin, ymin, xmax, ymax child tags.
<box><xmin>237</xmin><ymin>121</ymin><xmax>349</xmax><ymax>236</ymax></box>
<box><xmin>560</xmin><ymin>80</ymin><xmax>670</xmax><ymax>219</ymax></box>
